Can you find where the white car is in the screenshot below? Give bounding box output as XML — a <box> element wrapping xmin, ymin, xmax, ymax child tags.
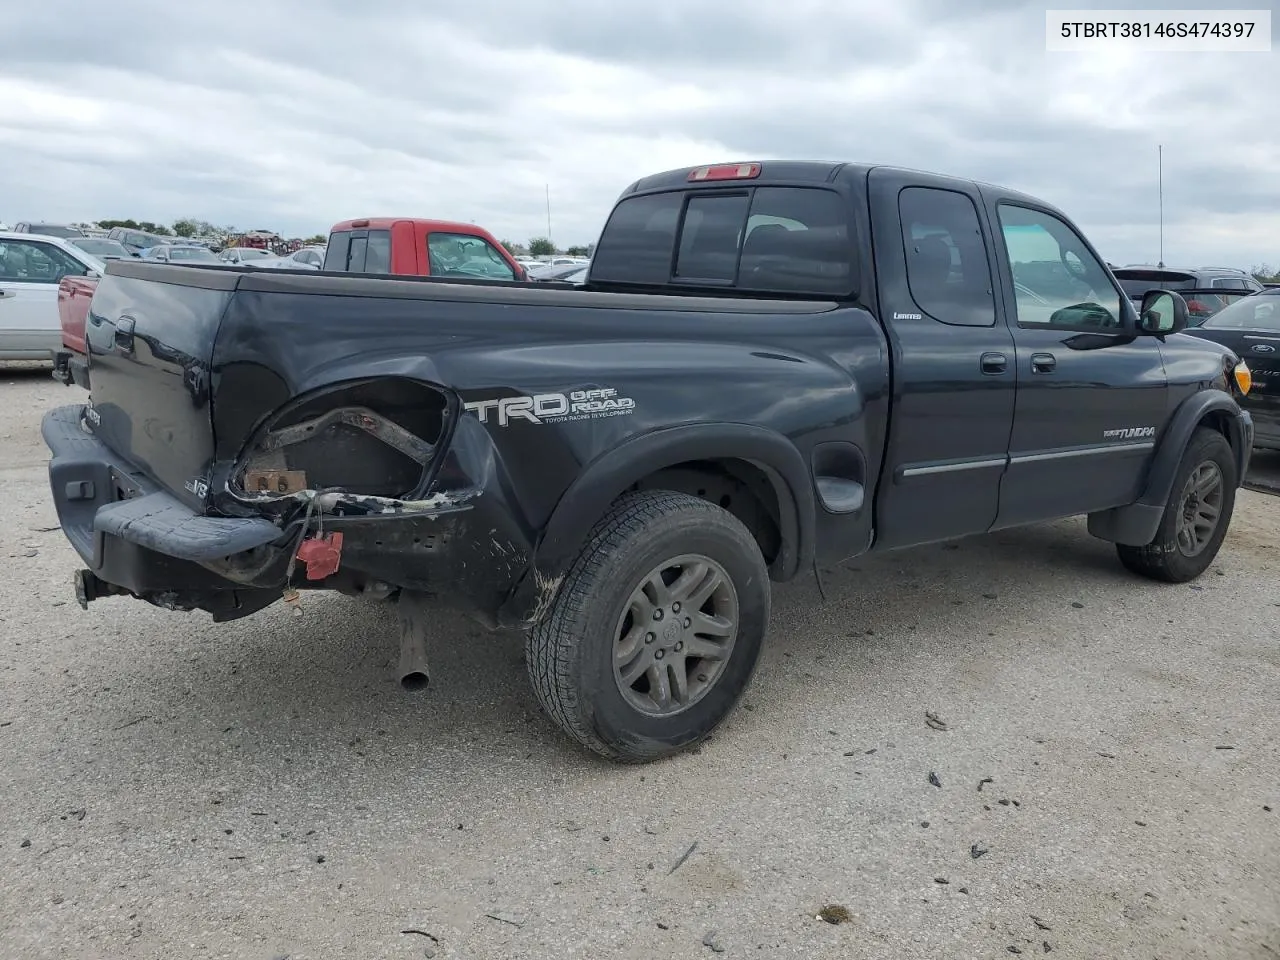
<box><xmin>0</xmin><ymin>231</ymin><xmax>104</xmax><ymax>361</ymax></box>
<box><xmin>250</xmin><ymin>246</ymin><xmax>327</xmax><ymax>270</ymax></box>
<box><xmin>218</xmin><ymin>247</ymin><xmax>277</xmax><ymax>266</ymax></box>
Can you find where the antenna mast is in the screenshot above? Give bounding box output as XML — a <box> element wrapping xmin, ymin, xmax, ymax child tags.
<box><xmin>1157</xmin><ymin>144</ymin><xmax>1164</xmax><ymax>268</ymax></box>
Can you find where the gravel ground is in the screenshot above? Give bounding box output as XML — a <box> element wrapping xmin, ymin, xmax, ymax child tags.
<box><xmin>2</xmin><ymin>361</ymin><xmax>1279</xmax><ymax>960</ymax></box>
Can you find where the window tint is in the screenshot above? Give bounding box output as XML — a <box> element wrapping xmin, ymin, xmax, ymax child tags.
<box><xmin>365</xmin><ymin>231</ymin><xmax>391</xmax><ymax>274</ymax></box>
<box><xmin>675</xmin><ymin>194</ymin><xmax>750</xmax><ymax>282</ymax></box>
<box><xmin>898</xmin><ymin>187</ymin><xmax>995</xmax><ymax>327</ymax></box>
<box><xmin>737</xmin><ymin>187</ymin><xmax>854</xmax><ymax>294</ymax></box>
<box><xmin>592</xmin><ymin>186</ymin><xmax>854</xmax><ymax>295</ymax></box>
<box><xmin>322</xmin><ymin>230</ymin><xmax>391</xmax><ymax>272</ymax></box>
<box><xmin>427</xmin><ymin>232</ymin><xmax>515</xmax><ymax>281</ymax></box>
<box><xmin>0</xmin><ymin>239</ymin><xmax>89</xmax><ymax>283</ymax></box>
<box><xmin>591</xmin><ymin>192</ymin><xmax>683</xmax><ymax>285</ymax></box>
<box><xmin>1212</xmin><ymin>277</ymin><xmax>1249</xmax><ymax>290</ymax></box>
<box><xmin>998</xmin><ymin>205</ymin><xmax>1123</xmax><ymax>330</ymax></box>
<box><xmin>322</xmin><ymin>233</ymin><xmax>349</xmax><ymax>271</ymax></box>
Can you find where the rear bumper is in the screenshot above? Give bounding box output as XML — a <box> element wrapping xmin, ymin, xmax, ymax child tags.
<box><xmin>42</xmin><ymin>404</ymin><xmax>536</xmax><ymax>624</ymax></box>
<box><xmin>43</xmin><ymin>404</ymin><xmax>286</xmax><ymax>619</ymax></box>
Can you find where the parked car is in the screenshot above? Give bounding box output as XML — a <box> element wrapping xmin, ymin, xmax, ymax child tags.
<box><xmin>1112</xmin><ymin>265</ymin><xmax>1264</xmax><ymax>303</ymax></box>
<box><xmin>68</xmin><ymin>237</ymin><xmax>136</xmax><ymax>261</ymax></box>
<box><xmin>1184</xmin><ymin>288</ymin><xmax>1280</xmax><ymax>450</ymax></box>
<box><xmin>105</xmin><ymin>227</ymin><xmax>169</xmax><ymax>255</ymax></box>
<box><xmin>142</xmin><ymin>244</ymin><xmax>222</xmax><ymax>265</ymax></box>
<box><xmin>249</xmin><ymin>246</ymin><xmax>327</xmax><ymax>270</ymax></box>
<box><xmin>323</xmin><ymin>218</ymin><xmax>527</xmax><ymax>280</ymax></box>
<box><xmin>40</xmin><ymin>160</ymin><xmax>1252</xmax><ymax>763</ymax></box>
<box><xmin>0</xmin><ymin>231</ymin><xmax>103</xmax><ymax>361</ymax></box>
<box><xmin>529</xmin><ymin>262</ymin><xmax>591</xmax><ymax>282</ymax></box>
<box><xmin>219</xmin><ymin>247</ymin><xmax>278</xmax><ymax>266</ymax></box>
<box><xmin>12</xmin><ymin>222</ymin><xmax>86</xmax><ymax>239</ymax></box>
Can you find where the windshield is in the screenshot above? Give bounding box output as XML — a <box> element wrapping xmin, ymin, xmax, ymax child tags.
<box><xmin>1200</xmin><ymin>293</ymin><xmax>1280</xmax><ymax>331</ymax></box>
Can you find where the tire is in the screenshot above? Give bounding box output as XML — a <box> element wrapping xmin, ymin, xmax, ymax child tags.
<box><xmin>526</xmin><ymin>490</ymin><xmax>770</xmax><ymax>763</ymax></box>
<box><xmin>1117</xmin><ymin>427</ymin><xmax>1237</xmax><ymax>583</ymax></box>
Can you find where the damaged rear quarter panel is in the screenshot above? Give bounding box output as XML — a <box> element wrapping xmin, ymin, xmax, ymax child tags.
<box><xmin>207</xmin><ymin>275</ymin><xmax>888</xmax><ymax>622</ymax></box>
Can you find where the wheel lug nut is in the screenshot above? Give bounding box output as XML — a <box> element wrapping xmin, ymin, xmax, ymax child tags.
<box><xmin>652</xmin><ymin>609</ymin><xmax>663</xmax><ymax>621</ymax></box>
<box><xmin>672</xmin><ymin>601</ymin><xmax>681</xmax><ymax>613</ymax></box>
<box><xmin>683</xmin><ymin>618</ymin><xmax>691</xmax><ymax>627</ymax></box>
<box><xmin>645</xmin><ymin>632</ymin><xmax>655</xmax><ymax>644</ymax></box>
<box><xmin>655</xmin><ymin>650</ymin><xmax>665</xmax><ymax>660</ymax></box>
<box><xmin>675</xmin><ymin>641</ymin><xmax>683</xmax><ymax>652</ymax></box>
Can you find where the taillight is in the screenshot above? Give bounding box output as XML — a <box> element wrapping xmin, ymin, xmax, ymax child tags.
<box><xmin>688</xmin><ymin>163</ymin><xmax>762</xmax><ymax>182</ymax></box>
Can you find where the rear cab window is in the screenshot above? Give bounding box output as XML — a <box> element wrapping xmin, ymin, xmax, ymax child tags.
<box><xmin>591</xmin><ymin>185</ymin><xmax>856</xmax><ymax>297</ymax></box>
<box><xmin>323</xmin><ymin>229</ymin><xmax>391</xmax><ymax>274</ymax></box>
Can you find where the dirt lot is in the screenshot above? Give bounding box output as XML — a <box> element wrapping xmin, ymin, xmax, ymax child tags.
<box><xmin>2</xmin><ymin>361</ymin><xmax>1278</xmax><ymax>960</ymax></box>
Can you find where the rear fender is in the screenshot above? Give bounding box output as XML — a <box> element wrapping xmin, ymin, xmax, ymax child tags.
<box><xmin>496</xmin><ymin>422</ymin><xmax>816</xmax><ymax>628</ymax></box>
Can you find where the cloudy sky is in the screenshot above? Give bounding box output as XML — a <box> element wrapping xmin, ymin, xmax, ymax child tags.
<box><xmin>1</xmin><ymin>0</ymin><xmax>1277</xmax><ymax>268</ymax></box>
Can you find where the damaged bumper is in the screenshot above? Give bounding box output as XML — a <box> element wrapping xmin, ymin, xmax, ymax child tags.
<box><xmin>42</xmin><ymin>404</ymin><xmax>536</xmax><ymax>623</ymax></box>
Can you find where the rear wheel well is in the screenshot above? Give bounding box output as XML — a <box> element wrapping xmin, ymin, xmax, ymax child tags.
<box><xmin>627</xmin><ymin>459</ymin><xmax>783</xmax><ymax>567</ymax></box>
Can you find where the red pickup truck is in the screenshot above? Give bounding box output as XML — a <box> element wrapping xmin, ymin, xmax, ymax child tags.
<box><xmin>53</xmin><ymin>217</ymin><xmax>525</xmax><ymax>387</ymax></box>
<box><xmin>322</xmin><ymin>218</ymin><xmax>527</xmax><ymax>281</ymax></box>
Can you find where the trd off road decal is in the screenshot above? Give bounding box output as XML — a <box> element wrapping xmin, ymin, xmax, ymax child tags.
<box><xmin>464</xmin><ymin>387</ymin><xmax>636</xmax><ymax>427</ymax></box>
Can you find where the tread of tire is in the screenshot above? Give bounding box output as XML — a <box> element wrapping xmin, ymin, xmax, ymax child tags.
<box><xmin>526</xmin><ymin>489</ymin><xmax>756</xmax><ymax>762</ymax></box>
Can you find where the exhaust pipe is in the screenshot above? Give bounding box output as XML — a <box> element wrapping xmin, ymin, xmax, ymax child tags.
<box><xmin>74</xmin><ymin>569</ymin><xmax>122</xmax><ymax>610</ymax></box>
<box><xmin>396</xmin><ymin>591</ymin><xmax>431</xmax><ymax>692</ymax></box>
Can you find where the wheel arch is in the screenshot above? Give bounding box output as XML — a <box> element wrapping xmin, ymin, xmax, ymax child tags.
<box><xmin>497</xmin><ymin>423</ymin><xmax>816</xmax><ymax>627</ymax></box>
<box><xmin>1088</xmin><ymin>389</ymin><xmax>1248</xmax><ymax>546</ymax></box>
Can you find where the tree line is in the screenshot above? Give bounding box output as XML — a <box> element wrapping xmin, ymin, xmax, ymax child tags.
<box><xmin>500</xmin><ymin>237</ymin><xmax>591</xmax><ymax>258</ymax></box>
<box><xmin>93</xmin><ymin>218</ymin><xmax>325</xmax><ymax>245</ymax></box>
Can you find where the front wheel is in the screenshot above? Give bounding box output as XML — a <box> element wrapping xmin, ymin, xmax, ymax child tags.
<box><xmin>526</xmin><ymin>490</ymin><xmax>770</xmax><ymax>763</ymax></box>
<box><xmin>1117</xmin><ymin>427</ymin><xmax>1237</xmax><ymax>583</ymax></box>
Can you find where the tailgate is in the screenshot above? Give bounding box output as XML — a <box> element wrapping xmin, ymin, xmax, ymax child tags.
<box><xmin>84</xmin><ymin>261</ymin><xmax>238</xmax><ymax>511</ymax></box>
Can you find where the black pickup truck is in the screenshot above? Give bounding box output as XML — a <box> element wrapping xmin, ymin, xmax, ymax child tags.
<box><xmin>42</xmin><ymin>160</ymin><xmax>1254</xmax><ymax>763</ymax></box>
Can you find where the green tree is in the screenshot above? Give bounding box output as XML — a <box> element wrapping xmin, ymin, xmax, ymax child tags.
<box><xmin>172</xmin><ymin>218</ymin><xmax>199</xmax><ymax>238</ymax></box>
<box><xmin>565</xmin><ymin>245</ymin><xmax>590</xmax><ymax>257</ymax></box>
<box><xmin>97</xmin><ymin>219</ymin><xmax>140</xmax><ymax>230</ymax></box>
<box><xmin>1252</xmin><ymin>263</ymin><xmax>1278</xmax><ymax>283</ymax></box>
<box><xmin>304</xmin><ymin>234</ymin><xmax>327</xmax><ymax>245</ymax></box>
<box><xmin>528</xmin><ymin>236</ymin><xmax>555</xmax><ymax>257</ymax></box>
<box><xmin>499</xmin><ymin>238</ymin><xmax>521</xmax><ymax>255</ymax></box>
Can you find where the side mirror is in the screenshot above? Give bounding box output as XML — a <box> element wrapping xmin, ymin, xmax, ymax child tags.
<box><xmin>1139</xmin><ymin>289</ymin><xmax>1188</xmax><ymax>335</ymax></box>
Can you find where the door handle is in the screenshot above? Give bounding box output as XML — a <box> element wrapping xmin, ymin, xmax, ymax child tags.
<box><xmin>1031</xmin><ymin>352</ymin><xmax>1056</xmax><ymax>373</ymax></box>
<box><xmin>113</xmin><ymin>316</ymin><xmax>136</xmax><ymax>355</ymax></box>
<box><xmin>980</xmin><ymin>352</ymin><xmax>1008</xmax><ymax>375</ymax></box>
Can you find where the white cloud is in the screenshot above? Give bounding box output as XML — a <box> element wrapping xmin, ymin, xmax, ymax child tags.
<box><xmin>0</xmin><ymin>0</ymin><xmax>1275</xmax><ymax>268</ymax></box>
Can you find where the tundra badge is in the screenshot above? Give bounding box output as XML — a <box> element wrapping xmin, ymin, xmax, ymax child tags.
<box><xmin>1102</xmin><ymin>426</ymin><xmax>1156</xmax><ymax>440</ymax></box>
